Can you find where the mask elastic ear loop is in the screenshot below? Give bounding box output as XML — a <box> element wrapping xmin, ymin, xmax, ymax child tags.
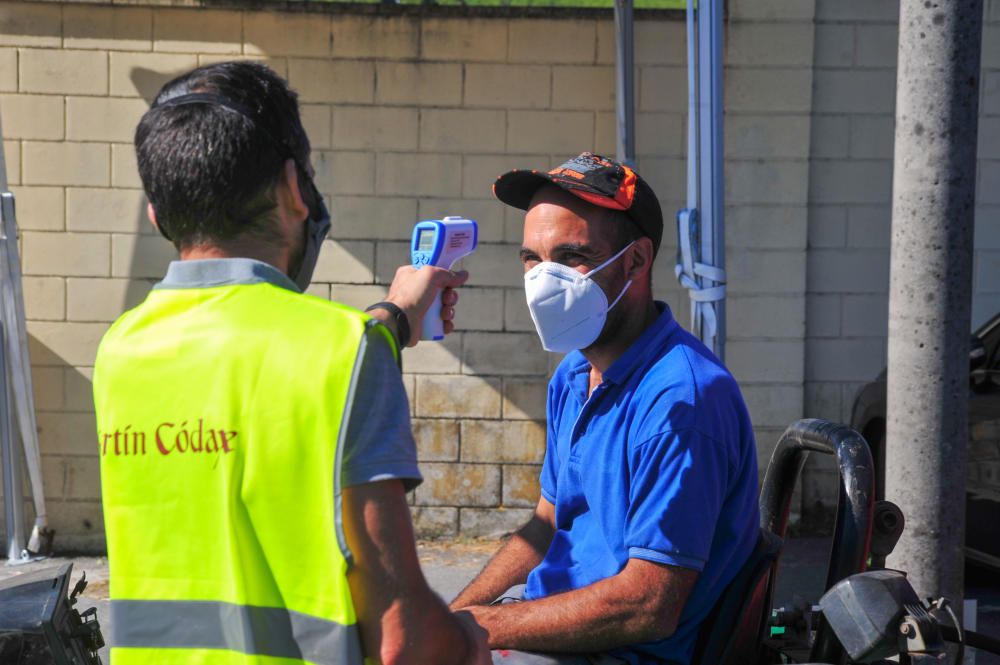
<box><xmin>585</xmin><ymin>240</ymin><xmax>636</xmax><ymax>279</ymax></box>
<box><xmin>607</xmin><ymin>279</ymin><xmax>633</xmax><ymax>311</ymax></box>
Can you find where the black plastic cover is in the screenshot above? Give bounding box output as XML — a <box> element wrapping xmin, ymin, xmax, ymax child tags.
<box><xmin>817</xmin><ymin>569</ymin><xmax>921</xmax><ymax>663</ymax></box>
<box><xmin>0</xmin><ymin>563</ymin><xmax>72</xmax><ymax>633</ymax></box>
<box><xmin>0</xmin><ymin>563</ymin><xmax>103</xmax><ymax>664</ymax></box>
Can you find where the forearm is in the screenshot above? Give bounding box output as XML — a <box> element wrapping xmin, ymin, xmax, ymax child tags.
<box><xmin>467</xmin><ymin>576</ymin><xmax>654</xmax><ymax>652</ymax></box>
<box><xmin>450</xmin><ymin>533</ymin><xmax>542</xmax><ymax>609</ymax></box>
<box><xmin>450</xmin><ymin>511</ymin><xmax>553</xmax><ymax>609</ymax></box>
<box><xmin>466</xmin><ymin>560</ymin><xmax>697</xmax><ymax>653</ymax></box>
<box><xmin>344</xmin><ymin>481</ymin><xmax>486</xmax><ymax>665</ymax></box>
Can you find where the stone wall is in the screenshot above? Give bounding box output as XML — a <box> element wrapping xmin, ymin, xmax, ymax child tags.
<box><xmin>801</xmin><ymin>0</ymin><xmax>1000</xmax><ymax>522</ymax></box>
<box><xmin>0</xmin><ymin>1</ymin><xmax>694</xmax><ymax>549</ymax></box>
<box><xmin>1</xmin><ymin>0</ymin><xmax>994</xmax><ymax>551</ymax></box>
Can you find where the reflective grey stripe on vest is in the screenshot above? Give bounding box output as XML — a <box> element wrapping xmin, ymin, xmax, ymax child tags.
<box><xmin>110</xmin><ymin>599</ymin><xmax>363</xmax><ymax>665</ymax></box>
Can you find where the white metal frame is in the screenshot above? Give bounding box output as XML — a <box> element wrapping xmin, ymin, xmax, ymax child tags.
<box><xmin>615</xmin><ymin>0</ymin><xmax>727</xmax><ymax>359</ymax></box>
<box><xmin>0</xmin><ymin>113</ymin><xmax>50</xmax><ymax>564</ymax></box>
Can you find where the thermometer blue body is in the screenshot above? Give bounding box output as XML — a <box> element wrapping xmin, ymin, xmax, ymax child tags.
<box><xmin>411</xmin><ymin>217</ymin><xmax>478</xmax><ymax>341</ymax></box>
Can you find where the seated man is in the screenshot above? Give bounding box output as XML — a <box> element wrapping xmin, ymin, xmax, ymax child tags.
<box><xmin>451</xmin><ymin>153</ymin><xmax>760</xmax><ymax>665</ymax></box>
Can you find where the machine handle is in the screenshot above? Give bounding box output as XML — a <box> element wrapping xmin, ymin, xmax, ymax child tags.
<box><xmin>758</xmin><ymin>418</ymin><xmax>876</xmax><ymax>665</ymax></box>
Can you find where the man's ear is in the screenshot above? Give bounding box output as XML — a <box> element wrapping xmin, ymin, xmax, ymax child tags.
<box><xmin>146</xmin><ymin>202</ymin><xmax>159</xmax><ymax>232</ymax></box>
<box><xmin>279</xmin><ymin>158</ymin><xmax>309</xmax><ymax>222</ymax></box>
<box><xmin>627</xmin><ymin>236</ymin><xmax>656</xmax><ymax>281</ymax></box>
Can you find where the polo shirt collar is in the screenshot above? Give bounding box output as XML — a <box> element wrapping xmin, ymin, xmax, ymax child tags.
<box><xmin>156</xmin><ymin>258</ymin><xmax>301</xmax><ymax>293</ymax></box>
<box><xmin>602</xmin><ymin>302</ymin><xmax>678</xmax><ymax>385</ymax></box>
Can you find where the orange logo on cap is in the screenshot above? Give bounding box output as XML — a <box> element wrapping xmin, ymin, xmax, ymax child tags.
<box><xmin>549</xmin><ymin>167</ymin><xmax>586</xmax><ymax>180</ymax></box>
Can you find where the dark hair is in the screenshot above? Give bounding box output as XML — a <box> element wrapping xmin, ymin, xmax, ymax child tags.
<box><xmin>610</xmin><ymin>209</ymin><xmax>645</xmax><ymax>250</ymax></box>
<box><xmin>134</xmin><ymin>61</ymin><xmax>311</xmax><ymax>249</ymax></box>
<box><xmin>607</xmin><ymin>209</ymin><xmax>652</xmax><ymax>287</ymax></box>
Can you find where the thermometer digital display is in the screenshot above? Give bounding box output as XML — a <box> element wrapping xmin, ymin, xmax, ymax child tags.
<box><xmin>416</xmin><ymin>229</ymin><xmax>436</xmax><ymax>252</ymax></box>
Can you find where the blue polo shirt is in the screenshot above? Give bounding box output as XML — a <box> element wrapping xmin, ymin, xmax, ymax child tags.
<box><xmin>524</xmin><ymin>303</ymin><xmax>759</xmax><ymax>665</ymax></box>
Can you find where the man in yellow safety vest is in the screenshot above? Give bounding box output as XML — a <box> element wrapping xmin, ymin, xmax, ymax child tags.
<box><xmin>93</xmin><ymin>61</ymin><xmax>488</xmax><ymax>665</ymax></box>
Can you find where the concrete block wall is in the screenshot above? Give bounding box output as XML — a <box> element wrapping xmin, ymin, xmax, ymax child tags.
<box><xmin>9</xmin><ymin>0</ymin><xmax>992</xmax><ymax>548</ymax></box>
<box><xmin>722</xmin><ymin>0</ymin><xmax>815</xmax><ymax>474</ymax></box>
<box><xmin>802</xmin><ymin>0</ymin><xmax>899</xmax><ymax>520</ymax></box>
<box><xmin>802</xmin><ymin>0</ymin><xmax>1000</xmax><ymax>523</ymax></box>
<box><xmin>0</xmin><ymin>0</ymin><xmax>695</xmax><ymax>548</ymax></box>
<box><xmin>977</xmin><ymin>0</ymin><xmax>1000</xmax><ymax>325</ymax></box>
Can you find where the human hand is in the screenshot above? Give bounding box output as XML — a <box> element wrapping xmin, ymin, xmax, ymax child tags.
<box><xmin>385</xmin><ymin>266</ymin><xmax>469</xmax><ymax>346</ymax></box>
<box><xmin>454</xmin><ymin>609</ymin><xmax>492</xmax><ymax>665</ymax></box>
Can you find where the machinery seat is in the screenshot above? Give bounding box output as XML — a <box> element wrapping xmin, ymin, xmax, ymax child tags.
<box><xmin>691</xmin><ymin>528</ymin><xmax>782</xmax><ymax>665</ymax></box>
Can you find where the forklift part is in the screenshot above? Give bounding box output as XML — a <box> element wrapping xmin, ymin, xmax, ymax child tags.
<box><xmin>759</xmin><ymin>419</ymin><xmax>876</xmax><ymax>665</ymax></box>
<box><xmin>817</xmin><ymin>569</ymin><xmax>921</xmax><ymax>663</ymax></box>
<box><xmin>0</xmin><ymin>563</ymin><xmax>104</xmax><ymax>664</ymax></box>
<box><xmin>940</xmin><ymin>624</ymin><xmax>1000</xmax><ymax>656</ymax></box>
<box><xmin>764</xmin><ymin>603</ymin><xmax>821</xmax><ymax>661</ymax></box>
<box><xmin>926</xmin><ymin>598</ymin><xmax>965</xmax><ymax>665</ymax></box>
<box><xmin>691</xmin><ymin>529</ymin><xmax>781</xmax><ymax>665</ymax></box>
<box><xmin>869</xmin><ymin>501</ymin><xmax>905</xmax><ymax>569</ymax></box>
<box><xmin>898</xmin><ymin>601</ymin><xmax>947</xmax><ymax>664</ymax></box>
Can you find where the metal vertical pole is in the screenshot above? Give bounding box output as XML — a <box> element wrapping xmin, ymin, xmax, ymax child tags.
<box><xmin>0</xmin><ymin>328</ymin><xmax>27</xmax><ymax>563</ymax></box>
<box><xmin>1</xmin><ymin>105</ymin><xmax>51</xmax><ymax>556</ymax></box>
<box><xmin>0</xmin><ymin>123</ymin><xmax>6</xmax><ymax>191</ymax></box>
<box><xmin>0</xmin><ymin>110</ymin><xmax>28</xmax><ymax>564</ymax></box>
<box><xmin>614</xmin><ymin>0</ymin><xmax>635</xmax><ymax>165</ymax></box>
<box><xmin>678</xmin><ymin>0</ymin><xmax>726</xmax><ymax>361</ymax></box>
<box><xmin>697</xmin><ymin>0</ymin><xmax>725</xmax><ymax>360</ymax></box>
<box><xmin>885</xmin><ymin>0</ymin><xmax>983</xmax><ymax>604</ymax></box>
<box><xmin>684</xmin><ymin>0</ymin><xmax>700</xmax><ymax>334</ymax></box>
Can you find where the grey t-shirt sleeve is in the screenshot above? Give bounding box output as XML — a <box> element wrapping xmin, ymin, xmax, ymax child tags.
<box><xmin>340</xmin><ymin>324</ymin><xmax>423</xmax><ymax>491</ymax></box>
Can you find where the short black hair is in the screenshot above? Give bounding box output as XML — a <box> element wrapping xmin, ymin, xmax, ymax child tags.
<box><xmin>135</xmin><ymin>61</ymin><xmax>311</xmax><ymax>249</ymax></box>
<box><xmin>609</xmin><ymin>209</ymin><xmax>644</xmax><ymax>251</ymax></box>
<box><xmin>608</xmin><ymin>209</ymin><xmax>653</xmax><ymax>287</ymax></box>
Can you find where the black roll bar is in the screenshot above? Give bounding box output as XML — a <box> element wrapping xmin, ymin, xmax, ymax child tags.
<box><xmin>759</xmin><ymin>418</ymin><xmax>876</xmax><ymax>664</ymax></box>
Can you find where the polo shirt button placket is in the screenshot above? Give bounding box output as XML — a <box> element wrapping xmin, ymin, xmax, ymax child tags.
<box><xmin>571</xmin><ymin>383</ymin><xmax>608</xmax><ymax>443</ymax></box>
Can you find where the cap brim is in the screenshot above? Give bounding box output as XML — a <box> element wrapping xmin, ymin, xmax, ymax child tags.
<box><xmin>493</xmin><ymin>170</ymin><xmax>559</xmax><ymax>211</ymax></box>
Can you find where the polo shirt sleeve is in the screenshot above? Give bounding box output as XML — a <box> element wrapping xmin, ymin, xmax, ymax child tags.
<box><xmin>624</xmin><ymin>428</ymin><xmax>729</xmax><ymax>572</ymax></box>
<box><xmin>340</xmin><ymin>325</ymin><xmax>422</xmax><ymax>491</ymax></box>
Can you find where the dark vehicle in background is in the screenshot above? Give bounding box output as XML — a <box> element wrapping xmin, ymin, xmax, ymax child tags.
<box><xmin>850</xmin><ymin>311</ymin><xmax>1000</xmax><ymax>575</ymax></box>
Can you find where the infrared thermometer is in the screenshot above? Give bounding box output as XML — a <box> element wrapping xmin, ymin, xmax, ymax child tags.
<box><xmin>411</xmin><ymin>216</ymin><xmax>478</xmax><ymax>341</ymax></box>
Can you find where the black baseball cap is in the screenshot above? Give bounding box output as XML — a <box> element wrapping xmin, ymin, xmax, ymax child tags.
<box><xmin>493</xmin><ymin>152</ymin><xmax>663</xmax><ymax>255</ymax></box>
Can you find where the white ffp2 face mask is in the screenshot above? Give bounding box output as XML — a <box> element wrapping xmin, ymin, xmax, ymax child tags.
<box><xmin>524</xmin><ymin>242</ymin><xmax>634</xmax><ymax>353</ymax></box>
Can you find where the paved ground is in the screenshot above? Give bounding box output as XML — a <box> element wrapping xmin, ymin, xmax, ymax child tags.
<box><xmin>0</xmin><ymin>537</ymin><xmax>996</xmax><ymax>664</ymax></box>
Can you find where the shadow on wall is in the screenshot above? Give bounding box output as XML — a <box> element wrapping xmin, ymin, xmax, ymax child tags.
<box><xmin>17</xmin><ymin>66</ymin><xmax>188</xmax><ymax>551</ymax></box>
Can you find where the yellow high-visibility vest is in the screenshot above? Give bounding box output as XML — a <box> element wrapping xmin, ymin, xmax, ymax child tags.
<box><xmin>94</xmin><ymin>279</ymin><xmax>394</xmax><ymax>665</ymax></box>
